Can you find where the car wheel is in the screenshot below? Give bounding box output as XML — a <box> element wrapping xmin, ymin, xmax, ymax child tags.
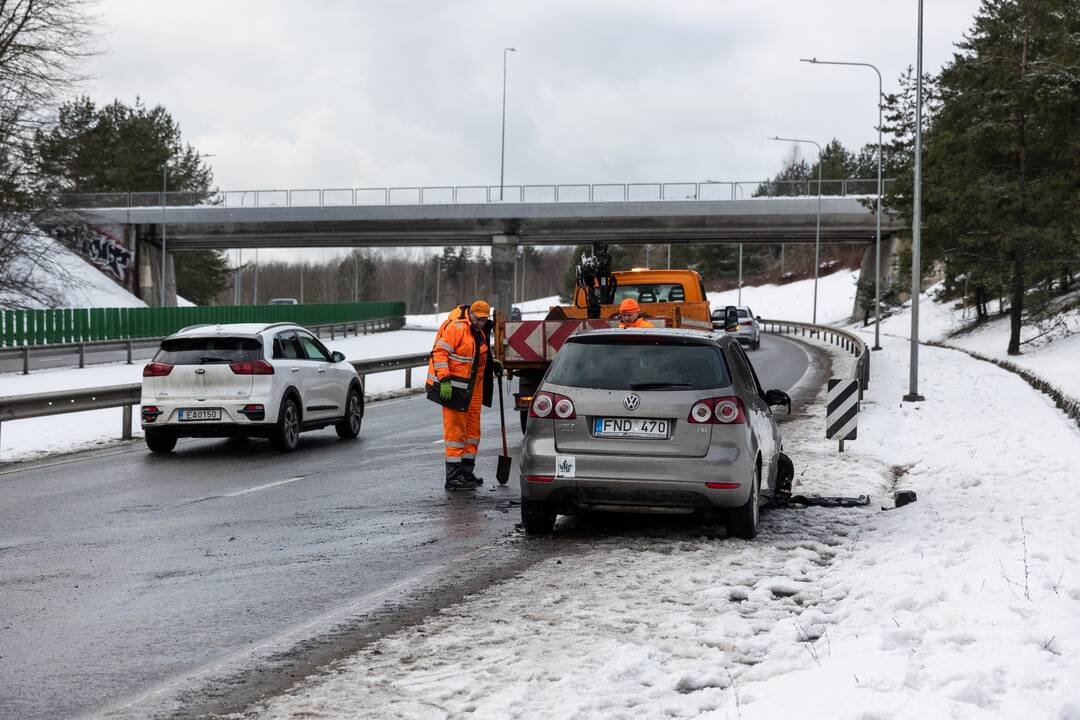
<box><xmin>726</xmin><ymin>463</ymin><xmax>760</xmax><ymax>539</ymax></box>
<box><xmin>519</xmin><ymin>409</ymin><xmax>528</xmax><ymax>434</ymax></box>
<box><xmin>777</xmin><ymin>452</ymin><xmax>794</xmax><ymax>496</ymax></box>
<box><xmin>521</xmin><ymin>498</ymin><xmax>556</xmax><ymax>535</ymax></box>
<box><xmin>144</xmin><ymin>428</ymin><xmax>177</xmax><ymax>454</ymax></box>
<box><xmin>335</xmin><ymin>385</ymin><xmax>363</xmax><ymax>439</ymax></box>
<box><xmin>270</xmin><ymin>395</ymin><xmax>301</xmax><ymax>452</ymax></box>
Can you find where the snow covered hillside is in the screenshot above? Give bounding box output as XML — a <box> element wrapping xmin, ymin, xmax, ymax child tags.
<box><xmin>2</xmin><ymin>231</ymin><xmax>148</xmax><ymax>309</ymax></box>
<box><xmin>870</xmin><ymin>285</ymin><xmax>1080</xmax><ymax>403</ymax></box>
<box><xmin>709</xmin><ymin>268</ymin><xmax>859</xmax><ymax>325</ymax></box>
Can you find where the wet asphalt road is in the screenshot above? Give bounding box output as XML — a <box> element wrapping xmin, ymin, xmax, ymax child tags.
<box><xmin>0</xmin><ymin>334</ymin><xmax>822</xmax><ymax>720</ymax></box>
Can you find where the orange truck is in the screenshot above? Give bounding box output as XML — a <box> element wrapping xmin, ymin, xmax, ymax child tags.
<box><xmin>495</xmin><ymin>266</ymin><xmax>713</xmax><ymax>430</ymax></box>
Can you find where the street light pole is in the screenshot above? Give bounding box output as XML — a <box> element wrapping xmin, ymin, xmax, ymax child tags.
<box><xmin>770</xmin><ymin>136</ymin><xmax>823</xmax><ymax>323</ymax></box>
<box><xmin>800</xmin><ymin>57</ymin><xmax>885</xmax><ymax>350</ymax></box>
<box><xmin>737</xmin><ymin>243</ymin><xmax>743</xmax><ymax>305</ymax></box>
<box><xmin>499</xmin><ymin>47</ymin><xmax>517</xmax><ymax>201</ymax></box>
<box><xmin>905</xmin><ymin>0</ymin><xmax>926</xmax><ymax>402</ymax></box>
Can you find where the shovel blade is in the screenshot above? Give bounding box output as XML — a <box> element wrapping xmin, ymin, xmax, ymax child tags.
<box><xmin>496</xmin><ymin>454</ymin><xmax>513</xmax><ymax>485</ymax></box>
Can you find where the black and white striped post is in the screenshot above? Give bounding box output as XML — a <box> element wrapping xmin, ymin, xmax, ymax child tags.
<box><xmin>826</xmin><ymin>378</ymin><xmax>859</xmax><ymax>452</ymax></box>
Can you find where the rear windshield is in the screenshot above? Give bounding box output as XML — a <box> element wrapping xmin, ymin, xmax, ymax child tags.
<box><xmin>545</xmin><ymin>339</ymin><xmax>731</xmax><ymax>391</ymax></box>
<box><xmin>738</xmin><ymin>309</ymin><xmax>750</xmax><ymax>318</ymax></box>
<box><xmin>611</xmin><ymin>284</ymin><xmax>687</xmax><ymax>304</ymax></box>
<box><xmin>156</xmin><ymin>337</ymin><xmax>263</xmax><ymax>365</ymax></box>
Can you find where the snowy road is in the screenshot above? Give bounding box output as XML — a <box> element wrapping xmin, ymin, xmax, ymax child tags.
<box><xmin>0</xmin><ymin>334</ymin><xmax>823</xmax><ymax>719</ymax></box>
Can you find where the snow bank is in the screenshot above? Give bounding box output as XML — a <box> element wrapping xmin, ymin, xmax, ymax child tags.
<box><xmin>872</xmin><ymin>285</ymin><xmax>1080</xmax><ymax>405</ymax></box>
<box><xmin>1</xmin><ymin>231</ymin><xmax>148</xmax><ymax>309</ymax></box>
<box><xmin>709</xmin><ymin>268</ymin><xmax>859</xmax><ymax>325</ymax></box>
<box><xmin>234</xmin><ymin>338</ymin><xmax>1080</xmax><ymax>720</ymax></box>
<box><xmin>405</xmin><ymin>295</ymin><xmax>562</xmax><ymax>331</ymax></box>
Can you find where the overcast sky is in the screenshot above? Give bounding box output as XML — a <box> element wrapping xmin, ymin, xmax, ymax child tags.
<box><xmin>86</xmin><ymin>0</ymin><xmax>984</xmax><ymax>194</ymax></box>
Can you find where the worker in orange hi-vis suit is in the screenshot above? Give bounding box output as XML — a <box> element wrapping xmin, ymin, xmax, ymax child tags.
<box><xmin>425</xmin><ymin>300</ymin><xmax>503</xmax><ymax>490</ymax></box>
<box><xmin>617</xmin><ymin>298</ymin><xmax>655</xmax><ymax>328</ymax></box>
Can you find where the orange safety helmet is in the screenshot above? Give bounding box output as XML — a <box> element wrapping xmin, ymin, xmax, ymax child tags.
<box><xmin>619</xmin><ymin>298</ymin><xmax>641</xmax><ymax>313</ymax></box>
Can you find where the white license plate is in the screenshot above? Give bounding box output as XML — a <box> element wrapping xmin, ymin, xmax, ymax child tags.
<box><xmin>178</xmin><ymin>408</ymin><xmax>222</xmax><ymax>422</ymax></box>
<box><xmin>593</xmin><ymin>417</ymin><xmax>670</xmax><ymax>439</ymax></box>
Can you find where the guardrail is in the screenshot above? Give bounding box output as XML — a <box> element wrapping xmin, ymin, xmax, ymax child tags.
<box><xmin>59</xmin><ymin>178</ymin><xmax>896</xmax><ymax>210</ymax></box>
<box><xmin>759</xmin><ymin>319</ymin><xmax>870</xmax><ymax>397</ymax></box>
<box><xmin>0</xmin><ymin>352</ymin><xmax>433</xmax><ymax>457</ymax></box>
<box><xmin>0</xmin><ymin>316</ymin><xmax>405</xmax><ymax>375</ymax></box>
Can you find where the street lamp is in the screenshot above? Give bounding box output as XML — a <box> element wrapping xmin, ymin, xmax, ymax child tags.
<box><xmin>161</xmin><ymin>153</ymin><xmax>214</xmax><ymax>307</ymax></box>
<box><xmin>769</xmin><ymin>136</ymin><xmax>823</xmax><ymax>324</ymax></box>
<box><xmin>905</xmin><ymin>0</ymin><xmax>926</xmax><ymax>402</ymax></box>
<box><xmin>499</xmin><ymin>47</ymin><xmax>517</xmax><ymax>202</ymax></box>
<box><xmin>800</xmin><ymin>56</ymin><xmax>885</xmax><ymax>351</ymax></box>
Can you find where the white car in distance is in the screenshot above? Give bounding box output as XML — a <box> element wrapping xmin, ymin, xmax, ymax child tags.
<box><xmin>140</xmin><ymin>323</ymin><xmax>363</xmax><ymax>453</ymax></box>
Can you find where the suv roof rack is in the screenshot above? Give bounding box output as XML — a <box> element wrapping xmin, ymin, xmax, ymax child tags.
<box><xmin>177</xmin><ymin>324</ymin><xmax>215</xmax><ymax>333</ymax></box>
<box><xmin>262</xmin><ymin>322</ymin><xmax>301</xmax><ymax>332</ymax></box>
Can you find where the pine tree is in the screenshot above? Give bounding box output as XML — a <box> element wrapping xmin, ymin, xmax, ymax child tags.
<box><xmin>923</xmin><ymin>0</ymin><xmax>1080</xmax><ymax>354</ymax></box>
<box><xmin>34</xmin><ymin>97</ymin><xmax>227</xmax><ymax>304</ymax></box>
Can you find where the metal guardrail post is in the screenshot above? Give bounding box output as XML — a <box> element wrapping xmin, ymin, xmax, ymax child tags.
<box><xmin>127</xmin><ymin>340</ymin><xmax>133</xmax><ymax>365</ymax></box>
<box><xmin>22</xmin><ymin>346</ymin><xmax>29</xmax><ymax>375</ymax></box>
<box><xmin>405</xmin><ymin>368</ymin><xmax>411</xmax><ymax>389</ymax></box>
<box><xmin>122</xmin><ymin>405</ymin><xmax>133</xmax><ymax>440</ymax></box>
<box><xmin>79</xmin><ymin>344</ymin><xmax>86</xmax><ymax>369</ymax></box>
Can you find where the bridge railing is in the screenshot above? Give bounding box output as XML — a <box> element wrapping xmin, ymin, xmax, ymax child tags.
<box><xmin>59</xmin><ymin>178</ymin><xmax>895</xmax><ymax>210</ymax></box>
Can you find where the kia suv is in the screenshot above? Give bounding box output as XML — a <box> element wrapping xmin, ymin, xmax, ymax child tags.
<box><xmin>519</xmin><ymin>329</ymin><xmax>791</xmax><ymax>538</ymax></box>
<box><xmin>140</xmin><ymin>323</ymin><xmax>363</xmax><ymax>453</ymax></box>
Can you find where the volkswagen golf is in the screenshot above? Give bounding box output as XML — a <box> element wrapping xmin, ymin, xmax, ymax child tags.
<box><xmin>519</xmin><ymin>329</ymin><xmax>791</xmax><ymax>538</ymax></box>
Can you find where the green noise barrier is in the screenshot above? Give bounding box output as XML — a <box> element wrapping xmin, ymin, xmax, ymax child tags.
<box><xmin>0</xmin><ymin>301</ymin><xmax>405</xmax><ymax>347</ymax></box>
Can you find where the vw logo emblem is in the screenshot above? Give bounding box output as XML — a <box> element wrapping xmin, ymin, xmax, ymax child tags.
<box><xmin>194</xmin><ymin>368</ymin><xmax>206</xmax><ymax>375</ymax></box>
<box><xmin>623</xmin><ymin>393</ymin><xmax>641</xmax><ymax>411</ymax></box>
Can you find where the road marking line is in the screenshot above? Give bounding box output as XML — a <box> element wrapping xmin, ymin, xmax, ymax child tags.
<box><xmin>223</xmin><ymin>476</ymin><xmax>305</xmax><ymax>497</ymax></box>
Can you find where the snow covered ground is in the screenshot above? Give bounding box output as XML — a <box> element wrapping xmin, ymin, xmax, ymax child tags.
<box><xmin>708</xmin><ymin>268</ymin><xmax>859</xmax><ymax>326</ymax></box>
<box><xmin>234</xmin><ymin>334</ymin><xmax>1080</xmax><ymax>720</ymax></box>
<box><xmin>0</xmin><ymin>330</ymin><xmax>434</xmax><ymax>462</ymax></box>
<box><xmin>871</xmin><ymin>286</ymin><xmax>1080</xmax><ymax>402</ymax></box>
<box><xmin>1</xmin><ymin>231</ymin><xmax>149</xmax><ymax>309</ymax></box>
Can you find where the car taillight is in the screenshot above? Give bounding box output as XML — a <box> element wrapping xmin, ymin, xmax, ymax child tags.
<box><xmin>714</xmin><ymin>398</ymin><xmax>745</xmax><ymax>423</ymax></box>
<box><xmin>230</xmin><ymin>360</ymin><xmax>275</xmax><ymax>375</ymax></box>
<box><xmin>530</xmin><ymin>392</ymin><xmax>576</xmax><ymax>419</ymax></box>
<box><xmin>739</xmin><ymin>319</ymin><xmax>752</xmax><ymax>325</ymax></box>
<box><xmin>530</xmin><ymin>393</ymin><xmax>553</xmax><ymax>418</ymax></box>
<box><xmin>689</xmin><ymin>401</ymin><xmax>713</xmax><ymax>424</ymax></box>
<box><xmin>143</xmin><ymin>362</ymin><xmax>173</xmax><ymax>377</ymax></box>
<box><xmin>686</xmin><ymin>396</ymin><xmax>747</xmax><ymax>425</ymax></box>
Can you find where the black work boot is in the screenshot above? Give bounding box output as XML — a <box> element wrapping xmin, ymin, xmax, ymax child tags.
<box><xmin>461</xmin><ymin>458</ymin><xmax>484</xmax><ymax>486</ymax></box>
<box><xmin>444</xmin><ymin>462</ymin><xmax>475</xmax><ymax>490</ymax></box>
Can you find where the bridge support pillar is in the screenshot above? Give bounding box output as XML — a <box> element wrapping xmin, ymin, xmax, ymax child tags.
<box><xmin>135</xmin><ymin>224</ymin><xmax>177</xmax><ymax>307</ymax></box>
<box><xmin>491</xmin><ymin>235</ymin><xmax>518</xmax><ymax>317</ymax></box>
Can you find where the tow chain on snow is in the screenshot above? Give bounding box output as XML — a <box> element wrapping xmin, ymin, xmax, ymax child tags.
<box><xmin>768</xmin><ymin>493</ymin><xmax>872</xmax><ymax>509</ymax></box>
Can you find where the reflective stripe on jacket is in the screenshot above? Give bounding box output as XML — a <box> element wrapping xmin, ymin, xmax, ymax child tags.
<box><xmin>426</xmin><ymin>305</ymin><xmax>491</xmax><ymax>407</ymax></box>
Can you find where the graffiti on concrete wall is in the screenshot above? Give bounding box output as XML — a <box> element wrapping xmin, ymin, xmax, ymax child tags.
<box><xmin>50</xmin><ymin>224</ymin><xmax>134</xmax><ymax>284</ymax></box>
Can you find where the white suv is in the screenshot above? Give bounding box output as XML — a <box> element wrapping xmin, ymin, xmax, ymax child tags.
<box><xmin>140</xmin><ymin>323</ymin><xmax>363</xmax><ymax>453</ymax></box>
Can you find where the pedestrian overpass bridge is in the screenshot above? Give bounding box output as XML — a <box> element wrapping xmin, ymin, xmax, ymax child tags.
<box><xmin>49</xmin><ymin>178</ymin><xmax>905</xmax><ymax>309</ymax></box>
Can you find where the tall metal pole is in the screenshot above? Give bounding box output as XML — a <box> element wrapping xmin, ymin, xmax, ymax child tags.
<box><xmin>799</xmin><ymin>57</ymin><xmax>885</xmax><ymax>349</ymax></box>
<box><xmin>737</xmin><ymin>243</ymin><xmax>743</xmax><ymax>305</ymax></box>
<box><xmin>253</xmin><ymin>248</ymin><xmax>259</xmax><ymax>304</ymax></box>
<box><xmin>353</xmin><ymin>254</ymin><xmax>359</xmax><ymax>302</ymax></box>
<box><xmin>905</xmin><ymin>0</ymin><xmax>926</xmax><ymax>401</ymax></box>
<box><xmin>499</xmin><ymin>47</ymin><xmax>516</xmax><ymax>201</ymax></box>
<box><xmin>236</xmin><ymin>249</ymin><xmax>242</xmax><ymax>304</ymax></box>
<box><xmin>770</xmin><ymin>136</ymin><xmax>823</xmax><ymax>323</ymax></box>
<box><xmin>667</xmin><ymin>244</ymin><xmax>671</xmax><ymax>269</ymax></box>
<box><xmin>160</xmin><ymin>164</ymin><xmax>167</xmax><ymax>307</ymax></box>
<box><xmin>299</xmin><ymin>264</ymin><xmax>304</xmax><ymax>304</ymax></box>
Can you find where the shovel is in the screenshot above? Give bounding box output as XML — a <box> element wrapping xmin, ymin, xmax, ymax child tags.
<box><xmin>496</xmin><ymin>373</ymin><xmax>512</xmax><ymax>485</ymax></box>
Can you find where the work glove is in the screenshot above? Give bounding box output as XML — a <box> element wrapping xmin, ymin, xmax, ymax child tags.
<box><xmin>439</xmin><ymin>379</ymin><xmax>453</xmax><ymax>402</ymax></box>
<box><xmin>492</xmin><ymin>359</ymin><xmax>504</xmax><ymax>378</ymax></box>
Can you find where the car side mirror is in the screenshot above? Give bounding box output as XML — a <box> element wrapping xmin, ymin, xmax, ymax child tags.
<box><xmin>724</xmin><ymin>305</ymin><xmax>739</xmax><ymax>332</ymax></box>
<box><xmin>331</xmin><ymin>351</ymin><xmax>346</xmax><ymax>363</ymax></box>
<box><xmin>765</xmin><ymin>389</ymin><xmax>792</xmax><ymax>414</ymax></box>
<box><xmin>756</xmin><ymin>315</ymin><xmax>762</xmax><ymax>322</ymax></box>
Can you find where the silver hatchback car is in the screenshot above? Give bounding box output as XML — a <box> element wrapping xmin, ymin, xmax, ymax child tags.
<box><xmin>519</xmin><ymin>329</ymin><xmax>792</xmax><ymax>538</ymax></box>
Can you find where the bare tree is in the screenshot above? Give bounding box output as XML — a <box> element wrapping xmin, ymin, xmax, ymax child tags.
<box><xmin>0</xmin><ymin>0</ymin><xmax>97</xmax><ymax>308</ymax></box>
